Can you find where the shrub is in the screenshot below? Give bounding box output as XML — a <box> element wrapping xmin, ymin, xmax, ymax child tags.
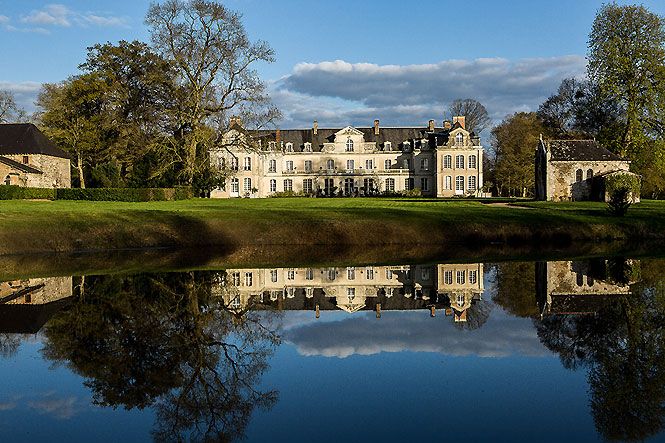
<box><xmin>55</xmin><ymin>187</ymin><xmax>194</xmax><ymax>202</ymax></box>
<box><xmin>607</xmin><ymin>188</ymin><xmax>632</xmax><ymax>216</ymax></box>
<box><xmin>0</xmin><ymin>186</ymin><xmax>56</xmax><ymax>200</ymax></box>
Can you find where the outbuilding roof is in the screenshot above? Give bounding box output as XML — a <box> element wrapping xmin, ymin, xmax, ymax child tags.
<box><xmin>545</xmin><ymin>139</ymin><xmax>625</xmax><ymax>162</ymax></box>
<box><xmin>0</xmin><ymin>155</ymin><xmax>43</xmax><ymax>174</ymax></box>
<box><xmin>0</xmin><ymin>123</ymin><xmax>70</xmax><ymax>159</ymax></box>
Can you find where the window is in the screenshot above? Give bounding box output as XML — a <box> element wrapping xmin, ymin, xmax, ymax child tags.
<box><xmin>243</xmin><ymin>178</ymin><xmax>252</xmax><ymax>192</ymax></box>
<box><xmin>403</xmin><ymin>159</ymin><xmax>410</xmax><ymax>169</ymax></box>
<box><xmin>285</xmin><ymin>142</ymin><xmax>293</xmax><ymax>152</ymax></box>
<box><xmin>456</xmin><ymin>294</ymin><xmax>465</xmax><ymax>307</ymax></box>
<box><xmin>327</xmin><ymin>159</ymin><xmax>335</xmax><ymax>170</ymax></box>
<box><xmin>347</xmin><ymin>267</ymin><xmax>356</xmax><ymax>280</ymax></box>
<box><xmin>303</xmin><ymin>179</ymin><xmax>313</xmax><ymax>193</ymax></box>
<box><xmin>365</xmin><ymin>159</ymin><xmax>374</xmax><ymax>170</ymax></box>
<box><xmin>443</xmin><ymin>155</ymin><xmax>452</xmax><ymax>169</ymax></box>
<box><xmin>366</xmin><ymin>267</ymin><xmax>374</xmax><ymax>280</ymax></box>
<box><xmin>385</xmin><ymin>178</ymin><xmax>395</xmax><ymax>192</ymax></box>
<box><xmin>456</xmin><ymin>270</ymin><xmax>465</xmax><ymax>285</ymax></box>
<box><xmin>455</xmin><ymin>155</ymin><xmax>465</xmax><ymax>169</ymax></box>
<box><xmin>346</xmin><ymin>138</ymin><xmax>354</xmax><ymax>152</ymax></box>
<box><xmin>306</xmin><ymin>287</ymin><xmax>314</xmax><ymax>298</ymax></box>
<box><xmin>344</xmin><ymin>178</ymin><xmax>354</xmax><ymax>195</ymax></box>
<box><xmin>270</xmin><ymin>269</ymin><xmax>278</xmax><ymax>283</ymax></box>
<box><xmin>468</xmin><ymin>176</ymin><xmax>477</xmax><ymax>191</ymax></box>
<box><xmin>324</xmin><ymin>178</ymin><xmax>335</xmax><ymax>195</ymax></box>
<box><xmin>455</xmin><ymin>176</ymin><xmax>464</xmax><ymax>192</ymax></box>
<box><xmin>421</xmin><ymin>268</ymin><xmax>430</xmax><ymax>280</ymax></box>
<box><xmin>231</xmin><ymin>178</ymin><xmax>239</xmax><ymax>193</ymax></box>
<box><xmin>445</xmin><ymin>175</ymin><xmax>452</xmax><ymax>190</ymax></box>
<box><xmin>386</xmin><ymin>269</ymin><xmax>393</xmax><ymax>279</ymax></box>
<box><xmin>405</xmin><ymin>177</ymin><xmax>414</xmax><ymax>190</ymax></box>
<box><xmin>403</xmin><ymin>142</ymin><xmax>411</xmax><ymax>152</ymax></box>
<box><xmin>346</xmin><ymin>159</ymin><xmax>354</xmax><ymax>171</ymax></box>
<box><xmin>3</xmin><ymin>175</ymin><xmax>10</xmax><ymax>186</ymax></box>
<box><xmin>286</xmin><ymin>160</ymin><xmax>294</xmax><ymax>171</ymax></box>
<box><xmin>386</xmin><ymin>288</ymin><xmax>394</xmax><ymax>297</ymax></box>
<box><xmin>586</xmin><ymin>169</ymin><xmax>593</xmax><ymax>180</ymax></box>
<box><xmin>576</xmin><ymin>169</ymin><xmax>583</xmax><ymax>182</ymax></box>
<box><xmin>243</xmin><ymin>157</ymin><xmax>251</xmax><ymax>171</ymax></box>
<box><xmin>268</xmin><ymin>141</ymin><xmax>276</xmax><ymax>150</ymax></box>
<box><xmin>306</xmin><ymin>268</ymin><xmax>314</xmax><ymax>280</ymax></box>
<box><xmin>384</xmin><ymin>141</ymin><xmax>392</xmax><ymax>151</ymax></box>
<box><xmin>444</xmin><ymin>270</ymin><xmax>453</xmax><ymax>285</ymax></box>
<box><xmin>327</xmin><ymin>268</ymin><xmax>336</xmax><ymax>281</ymax></box>
<box><xmin>363</xmin><ymin>178</ymin><xmax>375</xmax><ymax>193</ymax></box>
<box><xmin>304</xmin><ymin>160</ymin><xmax>312</xmax><ymax>172</ymax></box>
<box><xmin>244</xmin><ymin>272</ymin><xmax>253</xmax><ymax>286</ymax></box>
<box><xmin>469</xmin><ymin>270</ymin><xmax>478</xmax><ymax>285</ymax></box>
<box><xmin>231</xmin><ymin>272</ymin><xmax>240</xmax><ymax>286</ymax></box>
<box><xmin>287</xmin><ymin>269</ymin><xmax>295</xmax><ymax>280</ymax></box>
<box><xmin>421</xmin><ymin>139</ymin><xmax>429</xmax><ymax>149</ymax></box>
<box><xmin>469</xmin><ymin>155</ymin><xmax>477</xmax><ymax>169</ymax></box>
<box><xmin>22</xmin><ymin>155</ymin><xmax>29</xmax><ymax>164</ymax></box>
<box><xmin>304</xmin><ymin>142</ymin><xmax>312</xmax><ymax>152</ymax></box>
<box><xmin>268</xmin><ymin>159</ymin><xmax>276</xmax><ymax>173</ymax></box>
<box><xmin>421</xmin><ymin>158</ymin><xmax>429</xmax><ymax>170</ymax></box>
<box><xmin>231</xmin><ymin>157</ymin><xmax>239</xmax><ymax>170</ymax></box>
<box><xmin>384</xmin><ymin>159</ymin><xmax>392</xmax><ymax>170</ymax></box>
<box><xmin>347</xmin><ymin>287</ymin><xmax>356</xmax><ymax>298</ymax></box>
<box><xmin>270</xmin><ymin>179</ymin><xmax>276</xmax><ymax>193</ymax></box>
<box><xmin>576</xmin><ymin>272</ymin><xmax>584</xmax><ymax>286</ymax></box>
<box><xmin>587</xmin><ymin>276</ymin><xmax>594</xmax><ymax>286</ymax></box>
<box><xmin>420</xmin><ymin>177</ymin><xmax>429</xmax><ymax>191</ymax></box>
<box><xmin>284</xmin><ymin>179</ymin><xmax>293</xmax><ymax>191</ymax></box>
<box><xmin>455</xmin><ymin>132</ymin><xmax>464</xmax><ymax>147</ymax></box>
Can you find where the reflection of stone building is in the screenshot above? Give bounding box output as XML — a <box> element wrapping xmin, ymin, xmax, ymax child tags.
<box><xmin>214</xmin><ymin>264</ymin><xmax>484</xmax><ymax>322</ymax></box>
<box><xmin>536</xmin><ymin>260</ymin><xmax>633</xmax><ymax>317</ymax></box>
<box><xmin>0</xmin><ymin>277</ymin><xmax>73</xmax><ymax>333</ymax></box>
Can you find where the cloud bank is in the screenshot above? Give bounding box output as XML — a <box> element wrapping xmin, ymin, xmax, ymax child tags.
<box><xmin>0</xmin><ymin>4</ymin><xmax>129</xmax><ymax>33</ymax></box>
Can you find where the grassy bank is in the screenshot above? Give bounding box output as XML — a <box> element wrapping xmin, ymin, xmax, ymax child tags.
<box><xmin>1</xmin><ymin>198</ymin><xmax>665</xmax><ymax>256</ymax></box>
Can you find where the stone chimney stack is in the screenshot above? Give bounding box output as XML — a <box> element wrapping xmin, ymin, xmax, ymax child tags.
<box><xmin>428</xmin><ymin>119</ymin><xmax>435</xmax><ymax>131</ymax></box>
<box><xmin>443</xmin><ymin>120</ymin><xmax>452</xmax><ymax>130</ymax></box>
<box><xmin>453</xmin><ymin>116</ymin><xmax>466</xmax><ymax>129</ymax></box>
<box><xmin>374</xmin><ymin>119</ymin><xmax>380</xmax><ymax>135</ymax></box>
<box><xmin>229</xmin><ymin>116</ymin><xmax>242</xmax><ymax>128</ymax></box>
<box><xmin>276</xmin><ymin>129</ymin><xmax>281</xmax><ymax>144</ymax></box>
<box><xmin>313</xmin><ymin>120</ymin><xmax>318</xmax><ymax>135</ymax></box>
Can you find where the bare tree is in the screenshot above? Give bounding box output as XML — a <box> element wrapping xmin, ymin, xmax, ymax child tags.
<box><xmin>0</xmin><ymin>90</ymin><xmax>27</xmax><ymax>123</ymax></box>
<box><xmin>449</xmin><ymin>98</ymin><xmax>491</xmax><ymax>134</ymax></box>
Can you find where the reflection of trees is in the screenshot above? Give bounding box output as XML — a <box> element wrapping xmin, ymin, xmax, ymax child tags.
<box><xmin>452</xmin><ymin>299</ymin><xmax>492</xmax><ymax>331</ymax></box>
<box><xmin>490</xmin><ymin>262</ymin><xmax>539</xmax><ymax>318</ymax></box>
<box><xmin>536</xmin><ymin>259</ymin><xmax>665</xmax><ymax>441</ymax></box>
<box><xmin>0</xmin><ymin>333</ymin><xmax>21</xmax><ymax>358</ymax></box>
<box><xmin>42</xmin><ymin>272</ymin><xmax>281</xmax><ymax>442</ymax></box>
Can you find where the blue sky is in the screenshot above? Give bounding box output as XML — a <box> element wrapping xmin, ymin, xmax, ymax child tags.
<box><xmin>1</xmin><ymin>0</ymin><xmax>664</xmax><ymax>129</ymax></box>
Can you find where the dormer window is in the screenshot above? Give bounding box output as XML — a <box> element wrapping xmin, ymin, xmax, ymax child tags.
<box><xmin>403</xmin><ymin>142</ymin><xmax>411</xmax><ymax>152</ymax></box>
<box><xmin>384</xmin><ymin>141</ymin><xmax>392</xmax><ymax>151</ymax></box>
<box><xmin>421</xmin><ymin>139</ymin><xmax>429</xmax><ymax>149</ymax></box>
<box><xmin>285</xmin><ymin>142</ymin><xmax>293</xmax><ymax>152</ymax></box>
<box><xmin>346</xmin><ymin>138</ymin><xmax>354</xmax><ymax>152</ymax></box>
<box><xmin>455</xmin><ymin>133</ymin><xmax>464</xmax><ymax>147</ymax></box>
<box><xmin>303</xmin><ymin>142</ymin><xmax>312</xmax><ymax>152</ymax></box>
<box><xmin>268</xmin><ymin>141</ymin><xmax>276</xmax><ymax>150</ymax></box>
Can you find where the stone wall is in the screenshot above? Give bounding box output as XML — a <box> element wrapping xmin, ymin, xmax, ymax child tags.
<box><xmin>547</xmin><ymin>160</ymin><xmax>630</xmax><ymax>201</ymax></box>
<box><xmin>4</xmin><ymin>154</ymin><xmax>71</xmax><ymax>188</ymax></box>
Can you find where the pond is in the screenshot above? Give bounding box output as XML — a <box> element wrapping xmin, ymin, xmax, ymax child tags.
<box><xmin>1</xmin><ymin>255</ymin><xmax>664</xmax><ymax>442</ymax></box>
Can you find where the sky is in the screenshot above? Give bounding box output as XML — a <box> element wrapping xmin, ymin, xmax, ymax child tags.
<box><xmin>1</xmin><ymin>0</ymin><xmax>664</xmax><ymax>131</ymax></box>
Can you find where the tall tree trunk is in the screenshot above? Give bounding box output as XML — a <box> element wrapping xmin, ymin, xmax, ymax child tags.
<box><xmin>77</xmin><ymin>151</ymin><xmax>86</xmax><ymax>189</ymax></box>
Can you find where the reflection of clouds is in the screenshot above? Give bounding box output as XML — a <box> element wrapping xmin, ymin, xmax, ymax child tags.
<box><xmin>0</xmin><ymin>401</ymin><xmax>16</xmax><ymax>411</ymax></box>
<box><xmin>284</xmin><ymin>309</ymin><xmax>550</xmax><ymax>359</ymax></box>
<box><xmin>28</xmin><ymin>394</ymin><xmax>79</xmax><ymax>419</ymax></box>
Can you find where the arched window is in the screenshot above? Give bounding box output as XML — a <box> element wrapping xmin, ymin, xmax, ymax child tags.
<box><xmin>586</xmin><ymin>169</ymin><xmax>593</xmax><ymax>180</ymax></box>
<box><xmin>384</xmin><ymin>159</ymin><xmax>392</xmax><ymax>170</ymax></box>
<box><xmin>3</xmin><ymin>175</ymin><xmax>10</xmax><ymax>186</ymax></box>
<box><xmin>456</xmin><ymin>293</ymin><xmax>465</xmax><ymax>307</ymax></box>
<box><xmin>455</xmin><ymin>133</ymin><xmax>464</xmax><ymax>147</ymax></box>
<box><xmin>285</xmin><ymin>142</ymin><xmax>293</xmax><ymax>152</ymax></box>
<box><xmin>469</xmin><ymin>155</ymin><xmax>477</xmax><ymax>169</ymax></box>
<box><xmin>346</xmin><ymin>138</ymin><xmax>354</xmax><ymax>152</ymax></box>
<box><xmin>443</xmin><ymin>155</ymin><xmax>452</xmax><ymax>169</ymax></box>
<box><xmin>576</xmin><ymin>272</ymin><xmax>584</xmax><ymax>286</ymax></box>
<box><xmin>303</xmin><ymin>142</ymin><xmax>312</xmax><ymax>152</ymax></box>
<box><xmin>455</xmin><ymin>155</ymin><xmax>465</xmax><ymax>169</ymax></box>
<box><xmin>230</xmin><ymin>178</ymin><xmax>239</xmax><ymax>193</ymax></box>
<box><xmin>327</xmin><ymin>159</ymin><xmax>335</xmax><ymax>170</ymax></box>
<box><xmin>576</xmin><ymin>169</ymin><xmax>583</xmax><ymax>182</ymax></box>
<box><xmin>384</xmin><ymin>141</ymin><xmax>392</xmax><ymax>151</ymax></box>
<box><xmin>403</xmin><ymin>142</ymin><xmax>411</xmax><ymax>152</ymax></box>
<box><xmin>268</xmin><ymin>159</ymin><xmax>276</xmax><ymax>173</ymax></box>
<box><xmin>243</xmin><ymin>177</ymin><xmax>252</xmax><ymax>192</ymax></box>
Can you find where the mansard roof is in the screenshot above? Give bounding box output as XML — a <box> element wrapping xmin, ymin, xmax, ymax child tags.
<box><xmin>0</xmin><ymin>123</ymin><xmax>70</xmax><ymax>159</ymax></box>
<box><xmin>253</xmin><ymin>126</ymin><xmax>474</xmax><ymax>152</ymax></box>
<box><xmin>545</xmin><ymin>139</ymin><xmax>625</xmax><ymax>162</ymax></box>
<box><xmin>0</xmin><ymin>155</ymin><xmax>43</xmax><ymax>174</ymax></box>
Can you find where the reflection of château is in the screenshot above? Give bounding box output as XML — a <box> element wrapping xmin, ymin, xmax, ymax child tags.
<box><xmin>535</xmin><ymin>260</ymin><xmax>633</xmax><ymax>317</ymax></box>
<box><xmin>0</xmin><ymin>277</ymin><xmax>73</xmax><ymax>333</ymax></box>
<box><xmin>215</xmin><ymin>264</ymin><xmax>484</xmax><ymax>322</ymax></box>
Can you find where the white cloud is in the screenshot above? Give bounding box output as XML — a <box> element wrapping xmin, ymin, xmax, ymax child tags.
<box><xmin>0</xmin><ymin>81</ymin><xmax>44</xmax><ymax>113</ymax></box>
<box><xmin>272</xmin><ymin>56</ymin><xmax>587</xmax><ymax>130</ymax></box>
<box><xmin>19</xmin><ymin>4</ymin><xmax>127</xmax><ymax>29</ymax></box>
<box><xmin>28</xmin><ymin>394</ymin><xmax>80</xmax><ymax>419</ymax></box>
<box><xmin>0</xmin><ymin>15</ymin><xmax>9</xmax><ymax>25</ymax></box>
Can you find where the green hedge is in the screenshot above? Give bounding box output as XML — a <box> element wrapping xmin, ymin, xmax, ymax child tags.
<box><xmin>0</xmin><ymin>186</ymin><xmax>193</xmax><ymax>201</ymax></box>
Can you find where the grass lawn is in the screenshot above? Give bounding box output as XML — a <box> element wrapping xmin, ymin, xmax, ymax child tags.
<box><xmin>1</xmin><ymin>198</ymin><xmax>664</xmax><ymax>256</ymax></box>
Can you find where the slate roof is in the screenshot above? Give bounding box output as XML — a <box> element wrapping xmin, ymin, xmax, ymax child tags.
<box><xmin>546</xmin><ymin>139</ymin><xmax>625</xmax><ymax>162</ymax></box>
<box><xmin>0</xmin><ymin>155</ymin><xmax>43</xmax><ymax>174</ymax></box>
<box><xmin>0</xmin><ymin>123</ymin><xmax>70</xmax><ymax>159</ymax></box>
<box><xmin>250</xmin><ymin>126</ymin><xmax>479</xmax><ymax>152</ymax></box>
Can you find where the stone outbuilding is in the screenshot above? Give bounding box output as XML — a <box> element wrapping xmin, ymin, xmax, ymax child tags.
<box><xmin>535</xmin><ymin>137</ymin><xmax>639</xmax><ymax>202</ymax></box>
<box><xmin>0</xmin><ymin>123</ymin><xmax>71</xmax><ymax>188</ymax></box>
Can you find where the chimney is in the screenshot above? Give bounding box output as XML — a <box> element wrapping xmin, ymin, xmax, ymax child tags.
<box><xmin>443</xmin><ymin>120</ymin><xmax>451</xmax><ymax>130</ymax></box>
<box><xmin>374</xmin><ymin>119</ymin><xmax>380</xmax><ymax>135</ymax></box>
<box><xmin>428</xmin><ymin>119</ymin><xmax>435</xmax><ymax>131</ymax></box>
<box><xmin>453</xmin><ymin>116</ymin><xmax>466</xmax><ymax>129</ymax></box>
<box><xmin>276</xmin><ymin>129</ymin><xmax>281</xmax><ymax>144</ymax></box>
<box><xmin>229</xmin><ymin>116</ymin><xmax>242</xmax><ymax>128</ymax></box>
<box><xmin>313</xmin><ymin>120</ymin><xmax>318</xmax><ymax>135</ymax></box>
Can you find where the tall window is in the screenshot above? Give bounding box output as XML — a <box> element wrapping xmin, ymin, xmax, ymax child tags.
<box><xmin>420</xmin><ymin>158</ymin><xmax>429</xmax><ymax>170</ymax></box>
<box><xmin>22</xmin><ymin>156</ymin><xmax>29</xmax><ymax>164</ymax></box>
<box><xmin>231</xmin><ymin>178</ymin><xmax>239</xmax><ymax>193</ymax></box>
<box><xmin>586</xmin><ymin>169</ymin><xmax>593</xmax><ymax>180</ymax></box>
<box><xmin>347</xmin><ymin>267</ymin><xmax>355</xmax><ymax>280</ymax></box>
<box><xmin>365</xmin><ymin>159</ymin><xmax>374</xmax><ymax>170</ymax></box>
<box><xmin>231</xmin><ymin>272</ymin><xmax>240</xmax><ymax>286</ymax></box>
<box><xmin>386</xmin><ymin>269</ymin><xmax>393</xmax><ymax>279</ymax></box>
<box><xmin>327</xmin><ymin>159</ymin><xmax>335</xmax><ymax>170</ymax></box>
<box><xmin>445</xmin><ymin>175</ymin><xmax>452</xmax><ymax>190</ymax></box>
<box><xmin>231</xmin><ymin>157</ymin><xmax>238</xmax><ymax>170</ymax></box>
<box><xmin>366</xmin><ymin>267</ymin><xmax>374</xmax><ymax>280</ymax></box>
<box><xmin>243</xmin><ymin>157</ymin><xmax>252</xmax><ymax>171</ymax></box>
<box><xmin>268</xmin><ymin>159</ymin><xmax>276</xmax><ymax>173</ymax></box>
<box><xmin>457</xmin><ymin>294</ymin><xmax>465</xmax><ymax>307</ymax></box>
<box><xmin>306</xmin><ymin>268</ymin><xmax>314</xmax><ymax>280</ymax></box>
<box><xmin>420</xmin><ymin>177</ymin><xmax>429</xmax><ymax>191</ymax></box>
<box><xmin>456</xmin><ymin>270</ymin><xmax>465</xmax><ymax>285</ymax></box>
<box><xmin>285</xmin><ymin>142</ymin><xmax>293</xmax><ymax>152</ymax></box>
<box><xmin>443</xmin><ymin>155</ymin><xmax>452</xmax><ymax>169</ymax></box>
<box><xmin>243</xmin><ymin>178</ymin><xmax>252</xmax><ymax>192</ymax></box>
<box><xmin>270</xmin><ymin>179</ymin><xmax>276</xmax><ymax>193</ymax></box>
<box><xmin>444</xmin><ymin>270</ymin><xmax>453</xmax><ymax>285</ymax></box>
<box><xmin>306</xmin><ymin>287</ymin><xmax>314</xmax><ymax>298</ymax></box>
<box><xmin>405</xmin><ymin>178</ymin><xmax>414</xmax><ymax>190</ymax></box>
<box><xmin>421</xmin><ymin>268</ymin><xmax>430</xmax><ymax>280</ymax></box>
<box><xmin>363</xmin><ymin>178</ymin><xmax>375</xmax><ymax>192</ymax></box>
<box><xmin>270</xmin><ymin>269</ymin><xmax>278</xmax><ymax>282</ymax></box>
<box><xmin>244</xmin><ymin>272</ymin><xmax>253</xmax><ymax>286</ymax></box>
<box><xmin>469</xmin><ymin>270</ymin><xmax>478</xmax><ymax>285</ymax></box>
<box><xmin>286</xmin><ymin>160</ymin><xmax>294</xmax><ymax>171</ymax></box>
<box><xmin>303</xmin><ymin>179</ymin><xmax>313</xmax><ymax>193</ymax></box>
<box><xmin>284</xmin><ymin>179</ymin><xmax>293</xmax><ymax>191</ymax></box>
<box><xmin>385</xmin><ymin>178</ymin><xmax>395</xmax><ymax>192</ymax></box>
<box><xmin>469</xmin><ymin>155</ymin><xmax>477</xmax><ymax>169</ymax></box>
<box><xmin>455</xmin><ymin>176</ymin><xmax>464</xmax><ymax>192</ymax></box>
<box><xmin>303</xmin><ymin>142</ymin><xmax>312</xmax><ymax>152</ymax></box>
<box><xmin>455</xmin><ymin>155</ymin><xmax>465</xmax><ymax>169</ymax></box>
<box><xmin>468</xmin><ymin>176</ymin><xmax>477</xmax><ymax>191</ymax></box>
<box><xmin>384</xmin><ymin>159</ymin><xmax>392</xmax><ymax>170</ymax></box>
<box><xmin>346</xmin><ymin>138</ymin><xmax>354</xmax><ymax>152</ymax></box>
<box><xmin>384</xmin><ymin>141</ymin><xmax>392</xmax><ymax>151</ymax></box>
<box><xmin>347</xmin><ymin>159</ymin><xmax>354</xmax><ymax>171</ymax></box>
<box><xmin>576</xmin><ymin>169</ymin><xmax>583</xmax><ymax>182</ymax></box>
<box><xmin>347</xmin><ymin>287</ymin><xmax>356</xmax><ymax>298</ymax></box>
<box><xmin>324</xmin><ymin>178</ymin><xmax>335</xmax><ymax>195</ymax></box>
<box><xmin>455</xmin><ymin>133</ymin><xmax>464</xmax><ymax>147</ymax></box>
<box><xmin>328</xmin><ymin>268</ymin><xmax>336</xmax><ymax>281</ymax></box>
<box><xmin>287</xmin><ymin>269</ymin><xmax>295</xmax><ymax>280</ymax></box>
<box><xmin>3</xmin><ymin>175</ymin><xmax>10</xmax><ymax>186</ymax></box>
<box><xmin>344</xmin><ymin>178</ymin><xmax>354</xmax><ymax>194</ymax></box>
<box><xmin>304</xmin><ymin>160</ymin><xmax>312</xmax><ymax>172</ymax></box>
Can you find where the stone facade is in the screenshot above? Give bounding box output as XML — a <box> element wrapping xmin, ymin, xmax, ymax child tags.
<box><xmin>0</xmin><ymin>276</ymin><xmax>73</xmax><ymax>305</ymax></box>
<box><xmin>2</xmin><ymin>154</ymin><xmax>71</xmax><ymax>188</ymax></box>
<box><xmin>210</xmin><ymin>118</ymin><xmax>483</xmax><ymax>198</ymax></box>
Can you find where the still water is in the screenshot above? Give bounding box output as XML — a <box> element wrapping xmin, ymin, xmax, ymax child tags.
<box><xmin>1</xmin><ymin>257</ymin><xmax>664</xmax><ymax>442</ymax></box>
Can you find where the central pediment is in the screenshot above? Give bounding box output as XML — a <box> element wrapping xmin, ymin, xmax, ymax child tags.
<box><xmin>335</xmin><ymin>126</ymin><xmax>364</xmax><ymax>137</ymax></box>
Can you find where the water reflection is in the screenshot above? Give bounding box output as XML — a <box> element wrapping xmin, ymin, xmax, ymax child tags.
<box><xmin>0</xmin><ymin>258</ymin><xmax>663</xmax><ymax>441</ymax></box>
